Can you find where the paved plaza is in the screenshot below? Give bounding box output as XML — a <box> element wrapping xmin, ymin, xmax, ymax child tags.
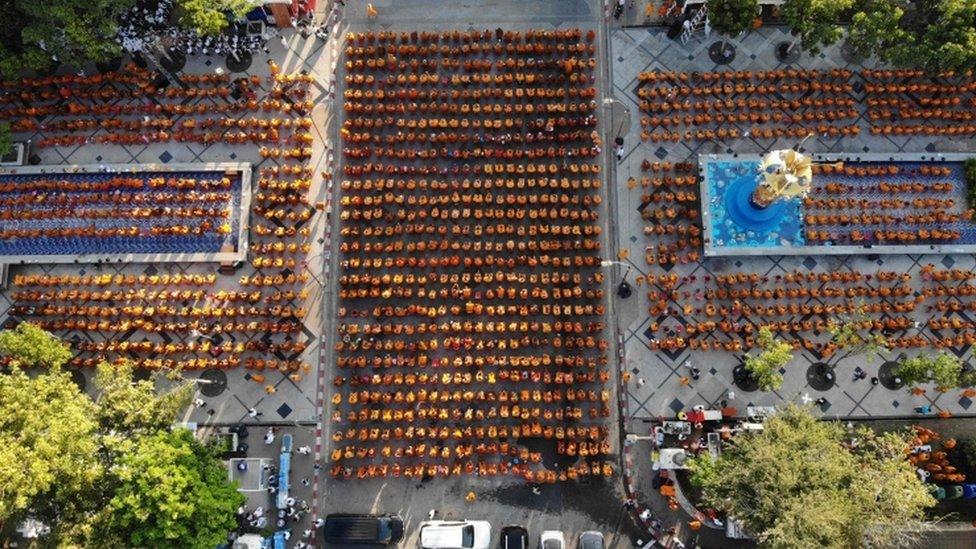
<box><xmin>610</xmin><ymin>26</ymin><xmax>976</xmax><ymax>427</ymax></box>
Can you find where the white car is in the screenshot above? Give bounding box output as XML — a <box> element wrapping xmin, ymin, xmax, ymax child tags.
<box><xmin>419</xmin><ymin>520</ymin><xmax>491</xmax><ymax>549</ymax></box>
<box><xmin>540</xmin><ymin>530</ymin><xmax>565</xmax><ymax>549</ymax></box>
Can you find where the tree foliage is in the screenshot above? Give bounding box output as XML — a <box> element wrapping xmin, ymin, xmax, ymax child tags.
<box><xmin>848</xmin><ymin>0</ymin><xmax>976</xmax><ymax>72</ymax></box>
<box><xmin>895</xmin><ymin>352</ymin><xmax>975</xmax><ymax>390</ymax></box>
<box><xmin>0</xmin><ymin>122</ymin><xmax>12</xmax><ymax>158</ymax></box>
<box><xmin>0</xmin><ymin>321</ymin><xmax>72</xmax><ymax>368</ymax></box>
<box><xmin>847</xmin><ymin>0</ymin><xmax>909</xmax><ymax>57</ymax></box>
<box><xmin>782</xmin><ymin>0</ymin><xmax>855</xmax><ymax>54</ymax></box>
<box><xmin>691</xmin><ymin>405</ymin><xmax>935</xmax><ymax>548</ymax></box>
<box><xmin>0</xmin><ymin>366</ymin><xmax>101</xmax><ymax>526</ymax></box>
<box><xmin>0</xmin><ymin>0</ymin><xmax>133</xmax><ymax>77</ymax></box>
<box><xmin>101</xmin><ymin>429</ymin><xmax>245</xmax><ymax>549</ymax></box>
<box><xmin>827</xmin><ymin>306</ymin><xmax>889</xmax><ymax>360</ymax></box>
<box><xmin>94</xmin><ymin>361</ymin><xmax>194</xmax><ymax>440</ymax></box>
<box><xmin>707</xmin><ymin>0</ymin><xmax>760</xmax><ymax>38</ymax></box>
<box><xmin>0</xmin><ymin>326</ymin><xmax>235</xmax><ymax>546</ymax></box>
<box><xmin>177</xmin><ymin>0</ymin><xmax>253</xmax><ymax>36</ymax></box>
<box><xmin>743</xmin><ymin>327</ymin><xmax>793</xmax><ymax>391</ymax></box>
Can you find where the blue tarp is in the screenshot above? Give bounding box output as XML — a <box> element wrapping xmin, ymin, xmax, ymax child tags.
<box><xmin>276</xmin><ymin>451</ymin><xmax>291</xmax><ymax>509</ymax></box>
<box><xmin>272</xmin><ymin>531</ymin><xmax>286</xmax><ymax>549</ymax></box>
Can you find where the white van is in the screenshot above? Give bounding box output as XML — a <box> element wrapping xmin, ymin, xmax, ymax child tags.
<box><xmin>419</xmin><ymin>520</ymin><xmax>491</xmax><ymax>549</ymax></box>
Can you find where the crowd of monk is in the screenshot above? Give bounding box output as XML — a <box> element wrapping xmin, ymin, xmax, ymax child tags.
<box><xmin>332</xmin><ymin>28</ymin><xmax>612</xmax><ymax>481</ymax></box>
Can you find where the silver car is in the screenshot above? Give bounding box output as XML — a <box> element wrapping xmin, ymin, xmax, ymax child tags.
<box><xmin>578</xmin><ymin>531</ymin><xmax>604</xmax><ymax>549</ymax></box>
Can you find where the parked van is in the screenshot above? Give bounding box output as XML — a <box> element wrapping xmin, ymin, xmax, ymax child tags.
<box><xmin>323</xmin><ymin>513</ymin><xmax>404</xmax><ymax>545</ymax></box>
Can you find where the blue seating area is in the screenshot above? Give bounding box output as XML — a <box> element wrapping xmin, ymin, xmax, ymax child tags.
<box><xmin>0</xmin><ymin>169</ymin><xmax>243</xmax><ymax>257</ymax></box>
<box><xmin>275</xmin><ymin>434</ymin><xmax>293</xmax><ymax>510</ymax></box>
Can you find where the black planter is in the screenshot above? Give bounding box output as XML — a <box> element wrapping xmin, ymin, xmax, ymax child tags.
<box><xmin>733</xmin><ymin>363</ymin><xmax>759</xmax><ymax>392</ymax></box>
<box><xmin>617</xmin><ymin>280</ymin><xmax>633</xmax><ymax>299</ymax></box>
<box><xmin>840</xmin><ymin>41</ymin><xmax>865</xmax><ymax>65</ymax></box>
<box><xmin>96</xmin><ymin>57</ymin><xmax>123</xmax><ymax>74</ymax></box>
<box><xmin>160</xmin><ymin>49</ymin><xmax>186</xmax><ymax>73</ymax></box>
<box><xmin>68</xmin><ymin>368</ymin><xmax>86</xmax><ymax>392</ymax></box>
<box><xmin>775</xmin><ymin>41</ymin><xmax>800</xmax><ymax>63</ymax></box>
<box><xmin>708</xmin><ymin>41</ymin><xmax>736</xmax><ymax>65</ymax></box>
<box><xmin>878</xmin><ymin>360</ymin><xmax>905</xmax><ymax>390</ymax></box>
<box><xmin>806</xmin><ymin>362</ymin><xmax>835</xmax><ymax>391</ymax></box>
<box><xmin>199</xmin><ymin>368</ymin><xmax>228</xmax><ymax>397</ymax></box>
<box><xmin>226</xmin><ymin>50</ymin><xmax>253</xmax><ymax>73</ymax></box>
<box><xmin>132</xmin><ymin>368</ymin><xmax>152</xmax><ymax>383</ymax></box>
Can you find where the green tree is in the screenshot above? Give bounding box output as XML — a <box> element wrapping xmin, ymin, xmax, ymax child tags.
<box><xmin>849</xmin><ymin>0</ymin><xmax>976</xmax><ymax>72</ymax></box>
<box><xmin>708</xmin><ymin>0</ymin><xmax>759</xmax><ymax>39</ymax></box>
<box><xmin>846</xmin><ymin>0</ymin><xmax>908</xmax><ymax>58</ymax></box>
<box><xmin>895</xmin><ymin>352</ymin><xmax>968</xmax><ymax>390</ymax></box>
<box><xmin>100</xmin><ymin>429</ymin><xmax>245</xmax><ymax>549</ymax></box>
<box><xmin>0</xmin><ymin>0</ymin><xmax>133</xmax><ymax>77</ymax></box>
<box><xmin>827</xmin><ymin>306</ymin><xmax>889</xmax><ymax>360</ymax></box>
<box><xmin>93</xmin><ymin>361</ymin><xmax>194</xmax><ymax>439</ymax></box>
<box><xmin>691</xmin><ymin>405</ymin><xmax>935</xmax><ymax>548</ymax></box>
<box><xmin>0</xmin><ymin>321</ymin><xmax>72</xmax><ymax>368</ymax></box>
<box><xmin>177</xmin><ymin>0</ymin><xmax>253</xmax><ymax>36</ymax></box>
<box><xmin>0</xmin><ymin>122</ymin><xmax>12</xmax><ymax>158</ymax></box>
<box><xmin>0</xmin><ymin>366</ymin><xmax>101</xmax><ymax>530</ymax></box>
<box><xmin>743</xmin><ymin>327</ymin><xmax>793</xmax><ymax>391</ymax></box>
<box><xmin>781</xmin><ymin>0</ymin><xmax>855</xmax><ymax>55</ymax></box>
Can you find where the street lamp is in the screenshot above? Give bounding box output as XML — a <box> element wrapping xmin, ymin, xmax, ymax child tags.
<box><xmin>600</xmin><ymin>260</ymin><xmax>633</xmax><ymax>299</ymax></box>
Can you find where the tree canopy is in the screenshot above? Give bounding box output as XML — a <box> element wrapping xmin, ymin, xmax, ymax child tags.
<box><xmin>0</xmin><ymin>321</ymin><xmax>73</xmax><ymax>368</ymax></box>
<box><xmin>848</xmin><ymin>0</ymin><xmax>976</xmax><ymax>72</ymax></box>
<box><xmin>743</xmin><ymin>327</ymin><xmax>793</xmax><ymax>391</ymax></box>
<box><xmin>0</xmin><ymin>325</ymin><xmax>234</xmax><ymax>546</ymax></box>
<box><xmin>177</xmin><ymin>0</ymin><xmax>254</xmax><ymax>36</ymax></box>
<box><xmin>0</xmin><ymin>0</ymin><xmax>134</xmax><ymax>77</ymax></box>
<box><xmin>782</xmin><ymin>0</ymin><xmax>855</xmax><ymax>54</ymax></box>
<box><xmin>0</xmin><ymin>366</ymin><xmax>100</xmax><ymax>528</ymax></box>
<box><xmin>689</xmin><ymin>405</ymin><xmax>935</xmax><ymax>548</ymax></box>
<box><xmin>101</xmin><ymin>429</ymin><xmax>245</xmax><ymax>549</ymax></box>
<box><xmin>708</xmin><ymin>0</ymin><xmax>760</xmax><ymax>38</ymax></box>
<box><xmin>895</xmin><ymin>352</ymin><xmax>976</xmax><ymax>390</ymax></box>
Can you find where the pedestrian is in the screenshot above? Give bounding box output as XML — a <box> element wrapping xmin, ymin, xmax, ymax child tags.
<box><xmin>267</xmin><ymin>485</ymin><xmax>277</xmax><ymax>494</ymax></box>
<box><xmin>286</xmin><ymin>496</ymin><xmax>296</xmax><ymax>507</ymax></box>
<box><xmin>815</xmin><ymin>397</ymin><xmax>827</xmax><ymax>406</ymax></box>
<box><xmin>193</xmin><ymin>398</ymin><xmax>205</xmax><ymax>408</ymax></box>
<box><xmin>624</xmin><ymin>498</ymin><xmax>636</xmax><ymax>509</ymax></box>
<box><xmin>853</xmin><ymin>366</ymin><xmax>864</xmax><ymax>380</ymax></box>
<box><xmin>678</xmin><ymin>376</ymin><xmax>691</xmax><ymax>387</ymax></box>
<box><xmin>302</xmin><ymin>529</ymin><xmax>313</xmax><ymax>539</ymax></box>
<box><xmin>313</xmin><ymin>462</ymin><xmax>322</xmax><ymax>471</ymax></box>
<box><xmin>727</xmin><ymin>390</ymin><xmax>735</xmax><ymax>400</ymax></box>
<box><xmin>265</xmin><ymin>384</ymin><xmax>276</xmax><ymax>394</ymax></box>
<box><xmin>248</xmin><ymin>407</ymin><xmax>263</xmax><ymax>418</ymax></box>
<box><xmin>915</xmin><ymin>404</ymin><xmax>932</xmax><ymax>414</ymax></box>
<box><xmin>640</xmin><ymin>509</ymin><xmax>651</xmax><ymax>521</ymax></box>
<box><xmin>264</xmin><ymin>427</ymin><xmax>276</xmax><ymax>445</ymax></box>
<box><xmin>366</xmin><ymin>3</ymin><xmax>378</xmax><ymax>18</ymax></box>
<box><xmin>301</xmin><ymin>477</ymin><xmax>311</xmax><ymax>487</ymax></box>
<box><xmin>296</xmin><ymin>445</ymin><xmax>312</xmax><ymax>455</ymax></box>
<box><xmin>690</xmin><ymin>367</ymin><xmax>700</xmax><ymax>380</ymax></box>
<box><xmin>314</xmin><ymin>517</ymin><xmax>326</xmax><ymax>528</ymax></box>
<box><xmin>427</xmin><ymin>509</ymin><xmax>436</xmax><ymax>520</ymax></box>
<box><xmin>636</xmin><ymin>378</ymin><xmax>645</xmax><ymax>387</ymax></box>
<box><xmin>870</xmin><ymin>377</ymin><xmax>879</xmax><ymax>386</ymax></box>
<box><xmin>615</xmin><ymin>143</ymin><xmax>625</xmax><ymax>161</ymax></box>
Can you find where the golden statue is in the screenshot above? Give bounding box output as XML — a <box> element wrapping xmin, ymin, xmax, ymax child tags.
<box><xmin>751</xmin><ymin>148</ymin><xmax>814</xmax><ymax>208</ymax></box>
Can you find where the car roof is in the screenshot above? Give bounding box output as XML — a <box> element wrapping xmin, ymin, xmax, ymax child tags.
<box><xmin>579</xmin><ymin>531</ymin><xmax>604</xmax><ymax>549</ymax></box>
<box><xmin>501</xmin><ymin>526</ymin><xmax>527</xmax><ymax>548</ymax></box>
